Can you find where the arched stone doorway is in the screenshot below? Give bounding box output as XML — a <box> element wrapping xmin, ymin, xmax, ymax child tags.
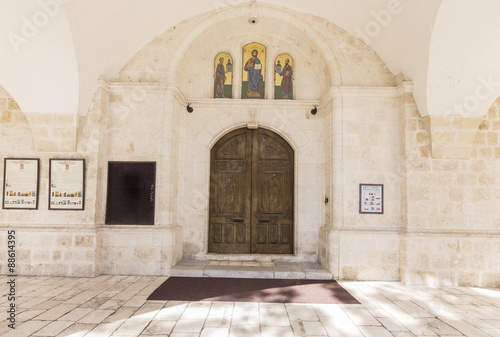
<box><xmin>208</xmin><ymin>127</ymin><xmax>294</xmax><ymax>254</ymax></box>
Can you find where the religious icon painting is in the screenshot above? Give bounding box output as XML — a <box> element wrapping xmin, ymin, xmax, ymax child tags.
<box><xmin>214</xmin><ymin>52</ymin><xmax>233</xmax><ymax>98</ymax></box>
<box><xmin>242</xmin><ymin>42</ymin><xmax>266</xmax><ymax>99</ymax></box>
<box><xmin>275</xmin><ymin>54</ymin><xmax>293</xmax><ymax>99</ymax></box>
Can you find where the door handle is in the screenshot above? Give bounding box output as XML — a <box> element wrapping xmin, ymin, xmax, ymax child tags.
<box><xmin>150</xmin><ymin>185</ymin><xmax>154</xmax><ymax>202</ymax></box>
<box><xmin>258</xmin><ymin>219</ymin><xmax>270</xmax><ymax>223</ymax></box>
<box><xmin>232</xmin><ymin>218</ymin><xmax>244</xmax><ymax>222</ymax></box>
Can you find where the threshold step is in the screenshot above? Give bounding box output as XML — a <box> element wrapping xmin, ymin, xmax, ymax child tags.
<box><xmin>170</xmin><ymin>259</ymin><xmax>332</xmax><ymax>280</ymax></box>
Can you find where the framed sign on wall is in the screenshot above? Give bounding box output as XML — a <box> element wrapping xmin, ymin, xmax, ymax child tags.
<box><xmin>3</xmin><ymin>158</ymin><xmax>40</xmax><ymax>210</ymax></box>
<box><xmin>359</xmin><ymin>184</ymin><xmax>383</xmax><ymax>214</ymax></box>
<box><xmin>49</xmin><ymin>159</ymin><xmax>85</xmax><ymax>211</ymax></box>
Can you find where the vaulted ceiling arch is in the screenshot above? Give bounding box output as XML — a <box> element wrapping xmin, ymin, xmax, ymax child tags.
<box><xmin>1</xmin><ymin>0</ymin><xmax>499</xmax><ymax>120</ymax></box>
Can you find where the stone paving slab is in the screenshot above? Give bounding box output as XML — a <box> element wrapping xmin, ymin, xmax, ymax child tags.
<box><xmin>170</xmin><ymin>259</ymin><xmax>333</xmax><ymax>280</ymax></box>
<box><xmin>1</xmin><ymin>275</ymin><xmax>499</xmax><ymax>337</ymax></box>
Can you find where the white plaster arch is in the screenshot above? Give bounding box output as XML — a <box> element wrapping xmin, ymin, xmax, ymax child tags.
<box><xmin>0</xmin><ymin>0</ymin><xmax>79</xmax><ymax>114</ymax></box>
<box><xmin>8</xmin><ymin>1</ymin><xmax>500</xmax><ymax>123</ymax></box>
<box><xmin>426</xmin><ymin>0</ymin><xmax>500</xmax><ymax>118</ymax></box>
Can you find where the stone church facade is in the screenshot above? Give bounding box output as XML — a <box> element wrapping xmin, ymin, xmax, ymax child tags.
<box><xmin>1</xmin><ymin>4</ymin><xmax>499</xmax><ymax>288</ymax></box>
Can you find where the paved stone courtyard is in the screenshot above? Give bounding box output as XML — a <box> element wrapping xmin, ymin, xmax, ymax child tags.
<box><xmin>1</xmin><ymin>275</ymin><xmax>499</xmax><ymax>336</ymax></box>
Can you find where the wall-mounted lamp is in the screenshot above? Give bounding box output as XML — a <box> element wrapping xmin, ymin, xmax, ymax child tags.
<box><xmin>311</xmin><ymin>105</ymin><xmax>318</xmax><ymax>115</ymax></box>
<box><xmin>325</xmin><ymin>197</ymin><xmax>329</xmax><ymax>204</ymax></box>
<box><xmin>186</xmin><ymin>103</ymin><xmax>193</xmax><ymax>113</ymax></box>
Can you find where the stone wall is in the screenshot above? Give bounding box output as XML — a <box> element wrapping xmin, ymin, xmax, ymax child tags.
<box><xmin>318</xmin><ymin>86</ymin><xmax>403</xmax><ymax>281</ymax></box>
<box><xmin>401</xmin><ymin>91</ymin><xmax>500</xmax><ymax>287</ymax></box>
<box><xmin>0</xmin><ymin>4</ymin><xmax>498</xmax><ymax>286</ymax></box>
<box><xmin>0</xmin><ymin>87</ymin><xmax>100</xmax><ymax>277</ymax></box>
<box><xmin>177</xmin><ymin>99</ymin><xmax>322</xmax><ymax>260</ymax></box>
<box><xmin>0</xmin><ymin>85</ymin><xmax>33</xmax><ymax>152</ymax></box>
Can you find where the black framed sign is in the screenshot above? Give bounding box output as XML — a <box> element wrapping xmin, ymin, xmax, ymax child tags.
<box><xmin>49</xmin><ymin>159</ymin><xmax>85</xmax><ymax>210</ymax></box>
<box><xmin>359</xmin><ymin>184</ymin><xmax>383</xmax><ymax>214</ymax></box>
<box><xmin>3</xmin><ymin>158</ymin><xmax>40</xmax><ymax>210</ymax></box>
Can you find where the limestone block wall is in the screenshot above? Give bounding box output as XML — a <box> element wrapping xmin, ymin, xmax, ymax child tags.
<box><xmin>338</xmin><ymin>232</ymin><xmax>400</xmax><ymax>281</ymax></box>
<box><xmin>319</xmin><ymin>87</ymin><xmax>403</xmax><ymax>281</ymax></box>
<box><xmin>0</xmin><ymin>85</ymin><xmax>34</xmax><ymax>152</ymax></box>
<box><xmin>24</xmin><ymin>113</ymin><xmax>77</xmax><ymax>152</ymax></box>
<box><xmin>0</xmin><ymin>86</ymin><xmax>102</xmax><ymax>277</ymax></box>
<box><xmin>94</xmin><ymin>81</ymin><xmax>184</xmax><ymax>275</ymax></box>
<box><xmin>0</xmin><ymin>159</ymin><xmax>99</xmax><ymax>278</ymax></box>
<box><xmin>100</xmin><ymin>226</ymin><xmax>182</xmax><ymax>276</ymax></box>
<box><xmin>0</xmin><ymin>230</ymin><xmax>97</xmax><ymax>277</ymax></box>
<box><xmin>177</xmin><ymin>99</ymin><xmax>323</xmax><ymax>260</ymax></box>
<box><xmin>401</xmin><ymin>95</ymin><xmax>500</xmax><ymax>287</ymax></box>
<box><xmin>0</xmin><ymin>85</ymin><xmax>77</xmax><ymax>154</ymax></box>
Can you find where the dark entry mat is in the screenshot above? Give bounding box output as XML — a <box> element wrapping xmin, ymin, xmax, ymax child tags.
<box><xmin>147</xmin><ymin>277</ymin><xmax>360</xmax><ymax>304</ymax></box>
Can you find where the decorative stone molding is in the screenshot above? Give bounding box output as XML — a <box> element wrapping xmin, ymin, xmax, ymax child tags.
<box><xmin>98</xmin><ymin>77</ymin><xmax>188</xmax><ymax>106</ymax></box>
<box><xmin>247</xmin><ymin>108</ymin><xmax>258</xmax><ymax>129</ymax></box>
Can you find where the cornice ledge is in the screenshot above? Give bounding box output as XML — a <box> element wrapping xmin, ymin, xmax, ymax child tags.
<box><xmin>396</xmin><ymin>81</ymin><xmax>414</xmax><ymax>96</ymax></box>
<box><xmin>402</xmin><ymin>229</ymin><xmax>500</xmax><ymax>237</ymax></box>
<box><xmin>321</xmin><ymin>85</ymin><xmax>400</xmax><ymax>103</ymax></box>
<box><xmin>185</xmin><ymin>98</ymin><xmax>320</xmax><ymax>109</ymax></box>
<box><xmin>97</xmin><ymin>77</ymin><xmax>188</xmax><ymax>105</ymax></box>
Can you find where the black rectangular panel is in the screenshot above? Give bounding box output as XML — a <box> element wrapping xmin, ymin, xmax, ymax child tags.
<box><xmin>105</xmin><ymin>161</ymin><xmax>156</xmax><ymax>225</ymax></box>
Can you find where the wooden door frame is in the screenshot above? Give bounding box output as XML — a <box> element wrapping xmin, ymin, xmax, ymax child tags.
<box><xmin>207</xmin><ymin>127</ymin><xmax>295</xmax><ymax>254</ymax></box>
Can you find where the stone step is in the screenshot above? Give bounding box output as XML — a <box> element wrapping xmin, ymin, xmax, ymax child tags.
<box><xmin>170</xmin><ymin>259</ymin><xmax>333</xmax><ymax>280</ymax></box>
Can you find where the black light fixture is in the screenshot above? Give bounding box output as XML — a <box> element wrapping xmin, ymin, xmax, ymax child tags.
<box><xmin>311</xmin><ymin>104</ymin><xmax>318</xmax><ymax>115</ymax></box>
<box><xmin>186</xmin><ymin>103</ymin><xmax>193</xmax><ymax>113</ymax></box>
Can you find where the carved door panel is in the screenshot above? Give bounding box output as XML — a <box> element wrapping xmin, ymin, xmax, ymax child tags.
<box><xmin>209</xmin><ymin>128</ymin><xmax>293</xmax><ymax>254</ymax></box>
<box><xmin>209</xmin><ymin>129</ymin><xmax>252</xmax><ymax>253</ymax></box>
<box><xmin>252</xmin><ymin>129</ymin><xmax>294</xmax><ymax>254</ymax></box>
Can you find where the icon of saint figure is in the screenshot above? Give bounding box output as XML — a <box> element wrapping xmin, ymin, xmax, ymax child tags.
<box><xmin>244</xmin><ymin>49</ymin><xmax>264</xmax><ymax>98</ymax></box>
<box><xmin>279</xmin><ymin>59</ymin><xmax>293</xmax><ymax>99</ymax></box>
<box><xmin>215</xmin><ymin>57</ymin><xmax>226</xmax><ymax>98</ymax></box>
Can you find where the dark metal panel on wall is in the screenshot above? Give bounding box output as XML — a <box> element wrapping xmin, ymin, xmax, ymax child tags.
<box><xmin>105</xmin><ymin>161</ymin><xmax>156</xmax><ymax>225</ymax></box>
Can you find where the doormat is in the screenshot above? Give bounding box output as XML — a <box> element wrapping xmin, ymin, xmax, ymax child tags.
<box><xmin>147</xmin><ymin>277</ymin><xmax>360</xmax><ymax>304</ymax></box>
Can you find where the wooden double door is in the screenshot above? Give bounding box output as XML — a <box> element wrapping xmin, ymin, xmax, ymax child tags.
<box><xmin>209</xmin><ymin>128</ymin><xmax>294</xmax><ymax>254</ymax></box>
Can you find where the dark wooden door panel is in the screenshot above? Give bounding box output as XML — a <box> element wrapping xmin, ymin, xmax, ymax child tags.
<box><xmin>209</xmin><ymin>129</ymin><xmax>252</xmax><ymax>253</ymax></box>
<box><xmin>105</xmin><ymin>161</ymin><xmax>156</xmax><ymax>225</ymax></box>
<box><xmin>209</xmin><ymin>128</ymin><xmax>293</xmax><ymax>254</ymax></box>
<box><xmin>252</xmin><ymin>129</ymin><xmax>294</xmax><ymax>254</ymax></box>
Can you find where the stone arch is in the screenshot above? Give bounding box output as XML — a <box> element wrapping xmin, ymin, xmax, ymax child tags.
<box><xmin>118</xmin><ymin>4</ymin><xmax>397</xmax><ymax>99</ymax></box>
<box><xmin>205</xmin><ymin>116</ymin><xmax>302</xmax><ymax>152</ymax></box>
<box><xmin>166</xmin><ymin>4</ymin><xmax>342</xmax><ymax>89</ymax></box>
